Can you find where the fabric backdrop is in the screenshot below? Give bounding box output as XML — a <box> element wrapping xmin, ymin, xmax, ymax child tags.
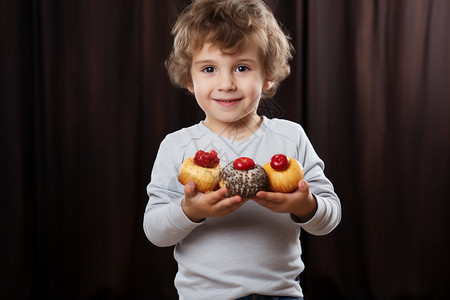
<box><xmin>1</xmin><ymin>0</ymin><xmax>449</xmax><ymax>299</ymax></box>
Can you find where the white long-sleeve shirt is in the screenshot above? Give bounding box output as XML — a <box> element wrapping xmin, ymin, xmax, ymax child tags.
<box><xmin>144</xmin><ymin>116</ymin><xmax>341</xmax><ymax>299</ymax></box>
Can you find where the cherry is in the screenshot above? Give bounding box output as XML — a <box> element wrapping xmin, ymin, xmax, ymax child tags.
<box><xmin>233</xmin><ymin>157</ymin><xmax>256</xmax><ymax>170</ymax></box>
<box><xmin>270</xmin><ymin>154</ymin><xmax>289</xmax><ymax>170</ymax></box>
<box><xmin>194</xmin><ymin>150</ymin><xmax>220</xmax><ymax>168</ymax></box>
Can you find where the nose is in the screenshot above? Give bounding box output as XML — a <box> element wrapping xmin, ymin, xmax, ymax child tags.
<box><xmin>217</xmin><ymin>72</ymin><xmax>236</xmax><ymax>91</ymax></box>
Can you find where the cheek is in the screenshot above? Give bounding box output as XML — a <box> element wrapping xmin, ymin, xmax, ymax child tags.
<box><xmin>192</xmin><ymin>82</ymin><xmax>203</xmax><ymax>96</ymax></box>
<box><xmin>188</xmin><ymin>78</ymin><xmax>200</xmax><ymax>95</ymax></box>
<box><xmin>190</xmin><ymin>81</ymin><xmax>212</xmax><ymax>102</ymax></box>
<box><xmin>247</xmin><ymin>80</ymin><xmax>264</xmax><ymax>98</ymax></box>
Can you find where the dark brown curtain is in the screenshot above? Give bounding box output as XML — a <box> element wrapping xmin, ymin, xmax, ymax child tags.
<box><xmin>2</xmin><ymin>0</ymin><xmax>449</xmax><ymax>299</ymax></box>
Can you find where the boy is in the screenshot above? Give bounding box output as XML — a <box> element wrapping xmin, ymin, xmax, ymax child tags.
<box><xmin>143</xmin><ymin>0</ymin><xmax>341</xmax><ymax>299</ymax></box>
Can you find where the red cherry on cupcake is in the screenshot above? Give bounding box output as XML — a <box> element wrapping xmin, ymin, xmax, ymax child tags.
<box><xmin>270</xmin><ymin>154</ymin><xmax>289</xmax><ymax>171</ymax></box>
<box><xmin>233</xmin><ymin>157</ymin><xmax>256</xmax><ymax>170</ymax></box>
<box><xmin>194</xmin><ymin>150</ymin><xmax>220</xmax><ymax>168</ymax></box>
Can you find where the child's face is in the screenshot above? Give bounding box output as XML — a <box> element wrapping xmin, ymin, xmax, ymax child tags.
<box><xmin>188</xmin><ymin>42</ymin><xmax>273</xmax><ymax>130</ymax></box>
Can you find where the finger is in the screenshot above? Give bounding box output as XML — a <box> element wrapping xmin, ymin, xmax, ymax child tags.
<box><xmin>204</xmin><ymin>187</ymin><xmax>229</xmax><ymax>205</ymax></box>
<box><xmin>298</xmin><ymin>180</ymin><xmax>309</xmax><ymax>194</ymax></box>
<box><xmin>252</xmin><ymin>198</ymin><xmax>278</xmax><ymax>211</ymax></box>
<box><xmin>184</xmin><ymin>181</ymin><xmax>197</xmax><ymax>197</ymax></box>
<box><xmin>215</xmin><ymin>187</ymin><xmax>229</xmax><ymax>198</ymax></box>
<box><xmin>215</xmin><ymin>196</ymin><xmax>246</xmax><ymax>214</ymax></box>
<box><xmin>253</xmin><ymin>191</ymin><xmax>292</xmax><ymax>212</ymax></box>
<box><xmin>215</xmin><ymin>195</ymin><xmax>243</xmax><ymax>207</ymax></box>
<box><xmin>254</xmin><ymin>190</ymin><xmax>284</xmax><ymax>202</ymax></box>
<box><xmin>223</xmin><ymin>195</ymin><xmax>244</xmax><ymax>204</ymax></box>
<box><xmin>228</xmin><ymin>197</ymin><xmax>248</xmax><ymax>211</ymax></box>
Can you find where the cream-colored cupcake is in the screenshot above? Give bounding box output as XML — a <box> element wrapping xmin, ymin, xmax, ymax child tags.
<box><xmin>178</xmin><ymin>157</ymin><xmax>221</xmax><ymax>192</ymax></box>
<box><xmin>263</xmin><ymin>156</ymin><xmax>304</xmax><ymax>193</ymax></box>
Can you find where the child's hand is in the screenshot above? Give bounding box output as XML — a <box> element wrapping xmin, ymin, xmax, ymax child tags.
<box><xmin>182</xmin><ymin>181</ymin><xmax>247</xmax><ymax>222</ymax></box>
<box><xmin>253</xmin><ymin>180</ymin><xmax>317</xmax><ymax>222</ymax></box>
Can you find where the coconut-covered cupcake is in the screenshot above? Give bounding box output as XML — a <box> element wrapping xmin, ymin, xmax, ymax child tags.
<box><xmin>219</xmin><ymin>157</ymin><xmax>268</xmax><ymax>199</ymax></box>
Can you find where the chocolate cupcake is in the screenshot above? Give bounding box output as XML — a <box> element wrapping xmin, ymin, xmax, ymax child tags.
<box><xmin>219</xmin><ymin>157</ymin><xmax>268</xmax><ymax>199</ymax></box>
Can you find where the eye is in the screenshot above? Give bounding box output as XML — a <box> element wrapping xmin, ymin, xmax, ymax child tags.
<box><xmin>201</xmin><ymin>66</ymin><xmax>215</xmax><ymax>73</ymax></box>
<box><xmin>235</xmin><ymin>65</ymin><xmax>250</xmax><ymax>72</ymax></box>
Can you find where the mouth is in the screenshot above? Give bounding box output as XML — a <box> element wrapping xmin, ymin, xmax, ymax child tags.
<box><xmin>214</xmin><ymin>98</ymin><xmax>242</xmax><ymax>103</ymax></box>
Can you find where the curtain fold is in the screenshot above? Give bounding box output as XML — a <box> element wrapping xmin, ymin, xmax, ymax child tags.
<box><xmin>1</xmin><ymin>0</ymin><xmax>449</xmax><ymax>299</ymax></box>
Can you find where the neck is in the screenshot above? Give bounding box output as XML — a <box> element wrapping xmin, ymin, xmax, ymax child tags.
<box><xmin>204</xmin><ymin>114</ymin><xmax>263</xmax><ymax>142</ymax></box>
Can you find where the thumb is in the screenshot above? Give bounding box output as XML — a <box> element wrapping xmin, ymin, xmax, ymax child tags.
<box><xmin>184</xmin><ymin>181</ymin><xmax>197</xmax><ymax>197</ymax></box>
<box><xmin>298</xmin><ymin>179</ymin><xmax>310</xmax><ymax>194</ymax></box>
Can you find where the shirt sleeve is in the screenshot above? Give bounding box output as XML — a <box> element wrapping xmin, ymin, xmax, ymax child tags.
<box><xmin>143</xmin><ymin>137</ymin><xmax>204</xmax><ymax>247</ymax></box>
<box><xmin>295</xmin><ymin>127</ymin><xmax>342</xmax><ymax>236</ymax></box>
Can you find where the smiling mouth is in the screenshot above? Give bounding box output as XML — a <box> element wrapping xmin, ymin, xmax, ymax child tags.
<box><xmin>215</xmin><ymin>98</ymin><xmax>241</xmax><ymax>103</ymax></box>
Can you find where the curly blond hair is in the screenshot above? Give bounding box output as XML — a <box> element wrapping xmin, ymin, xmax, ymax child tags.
<box><xmin>165</xmin><ymin>0</ymin><xmax>294</xmax><ymax>99</ymax></box>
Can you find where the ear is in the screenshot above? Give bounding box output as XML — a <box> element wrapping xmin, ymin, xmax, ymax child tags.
<box><xmin>263</xmin><ymin>80</ymin><xmax>274</xmax><ymax>91</ymax></box>
<box><xmin>186</xmin><ymin>81</ymin><xmax>194</xmax><ymax>94</ymax></box>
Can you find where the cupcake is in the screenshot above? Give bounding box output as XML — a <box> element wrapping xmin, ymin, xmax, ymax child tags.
<box><xmin>178</xmin><ymin>150</ymin><xmax>221</xmax><ymax>192</ymax></box>
<box><xmin>219</xmin><ymin>157</ymin><xmax>268</xmax><ymax>199</ymax></box>
<box><xmin>263</xmin><ymin>154</ymin><xmax>304</xmax><ymax>193</ymax></box>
